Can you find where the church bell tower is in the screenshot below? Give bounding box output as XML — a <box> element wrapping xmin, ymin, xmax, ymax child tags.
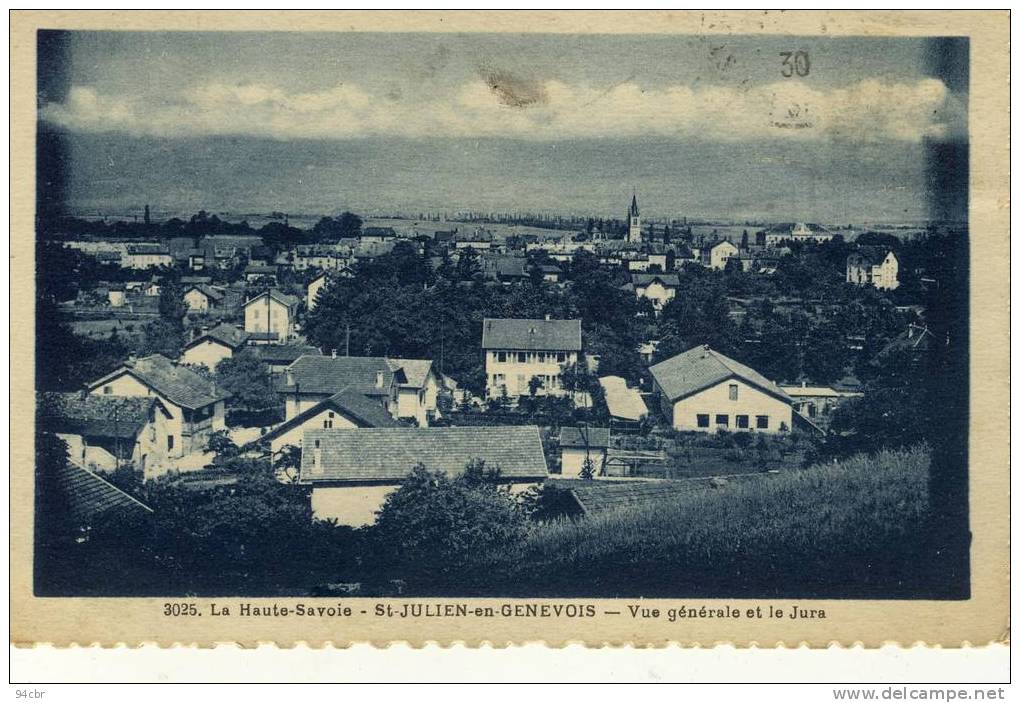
<box><xmin>627</xmin><ymin>191</ymin><xmax>642</xmax><ymax>243</ymax></box>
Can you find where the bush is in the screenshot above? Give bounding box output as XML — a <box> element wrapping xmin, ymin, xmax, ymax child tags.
<box><xmin>518</xmin><ymin>483</ymin><xmax>582</xmax><ymax>523</ymax></box>
<box><xmin>370</xmin><ymin>462</ymin><xmax>527</xmax><ymax>587</ymax></box>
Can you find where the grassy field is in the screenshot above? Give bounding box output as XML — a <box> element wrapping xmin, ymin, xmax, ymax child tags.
<box><xmin>71</xmin><ymin>318</ymin><xmax>151</xmax><ymax>341</ymax></box>
<box><xmin>473</xmin><ymin>445</ymin><xmax>947</xmax><ymax>598</ymax></box>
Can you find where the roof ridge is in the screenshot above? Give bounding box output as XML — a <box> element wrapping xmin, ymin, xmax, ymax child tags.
<box><xmin>72</xmin><ymin>463</ymin><xmax>154</xmax><ymax>513</ymax></box>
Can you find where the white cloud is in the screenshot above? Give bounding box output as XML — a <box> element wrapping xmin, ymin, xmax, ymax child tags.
<box><xmin>39</xmin><ymin>77</ymin><xmax>963</xmax><ymax>143</ymax></box>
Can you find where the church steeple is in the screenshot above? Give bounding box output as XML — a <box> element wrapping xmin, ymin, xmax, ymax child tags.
<box><xmin>627</xmin><ymin>190</ymin><xmax>642</xmax><ymax>243</ymax></box>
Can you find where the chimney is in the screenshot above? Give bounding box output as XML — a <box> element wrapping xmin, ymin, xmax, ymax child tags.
<box><xmin>80</xmin><ymin>384</ymin><xmax>88</xmax><ymax>401</ymax></box>
<box><xmin>376</xmin><ymin>371</ymin><xmax>385</xmax><ymax>389</ymax></box>
<box><xmin>545</xmin><ymin>314</ymin><xmax>551</xmax><ymax>321</ymax></box>
<box><xmin>285</xmin><ymin>370</ymin><xmax>295</xmax><ymax>387</ymax></box>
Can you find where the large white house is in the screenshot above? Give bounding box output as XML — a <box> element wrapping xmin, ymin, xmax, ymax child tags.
<box><xmin>846</xmin><ymin>248</ymin><xmax>900</xmax><ymax>290</ymax></box>
<box><xmin>702</xmin><ymin>240</ymin><xmax>739</xmax><ymax>270</ymax></box>
<box><xmin>481</xmin><ymin>317</ymin><xmax>582</xmax><ymax>399</ymax></box>
<box><xmin>763</xmin><ymin>222</ymin><xmax>836</xmax><ymax>246</ymax></box>
<box><xmin>298</xmin><ymin>426</ymin><xmax>548</xmax><ymax>526</ymax></box>
<box><xmin>123</xmin><ymin>244</ymin><xmax>173</xmax><ymax>269</ymax></box>
<box><xmin>649</xmin><ymin>345</ymin><xmax>793</xmax><ymax>433</ymax></box>
<box><xmin>87</xmin><ymin>354</ymin><xmax>230</xmax><ymax>457</ymax></box>
<box><xmin>243</xmin><ymin>289</ymin><xmax>299</xmax><ymax>344</ymax></box>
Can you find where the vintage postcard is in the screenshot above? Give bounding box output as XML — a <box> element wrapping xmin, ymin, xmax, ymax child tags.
<box><xmin>10</xmin><ymin>10</ymin><xmax>1009</xmax><ymax>649</ymax></box>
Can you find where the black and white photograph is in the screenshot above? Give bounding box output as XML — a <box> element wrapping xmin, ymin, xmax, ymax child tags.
<box><xmin>32</xmin><ymin>25</ymin><xmax>974</xmax><ymax>605</ymax></box>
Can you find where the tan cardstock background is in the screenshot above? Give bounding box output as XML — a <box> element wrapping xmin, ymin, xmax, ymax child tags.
<box><xmin>9</xmin><ymin>10</ymin><xmax>1010</xmax><ymax>648</ymax></box>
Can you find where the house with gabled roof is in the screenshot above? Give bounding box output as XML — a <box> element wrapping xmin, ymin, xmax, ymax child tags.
<box><xmin>123</xmin><ymin>243</ymin><xmax>172</xmax><ymax>269</ymax></box>
<box><xmin>846</xmin><ymin>247</ymin><xmax>900</xmax><ymax>290</ymax></box>
<box><xmin>279</xmin><ymin>354</ymin><xmax>401</xmax><ymax>421</ymax></box>
<box><xmin>386</xmin><ymin>358</ymin><xmax>441</xmax><ymax>427</ymax></box>
<box><xmin>37</xmin><ymin>392</ymin><xmax>173</xmax><ymax>476</ymax></box>
<box><xmin>183</xmin><ymin>284</ymin><xmax>225</xmax><ymax>312</ymax></box>
<box><xmin>243</xmin><ymin>289</ymin><xmax>299</xmax><ymax>344</ymax></box>
<box><xmin>649</xmin><ymin>345</ymin><xmax>793</xmax><ymax>433</ymax></box>
<box><xmin>631</xmin><ymin>273</ymin><xmax>680</xmax><ymax>314</ymax></box>
<box><xmin>253</xmin><ymin>388</ymin><xmax>404</xmax><ymax>461</ymax></box>
<box><xmin>360</xmin><ymin>226</ymin><xmax>397</xmax><ymax>243</ymax></box>
<box><xmin>481</xmin><ymin>255</ymin><xmax>528</xmax><ymax>284</ymax></box>
<box><xmin>481</xmin><ymin>317</ymin><xmax>583</xmax><ymax>399</ymax></box>
<box><xmin>701</xmin><ymin>239</ymin><xmax>739</xmax><ymax>270</ymax></box>
<box><xmin>87</xmin><ymin>354</ymin><xmax>230</xmax><ymax>457</ymax></box>
<box><xmin>179</xmin><ymin>323</ymin><xmax>250</xmax><ymax>370</ymax></box>
<box><xmin>454</xmin><ymin>228</ymin><xmax>495</xmax><ymax>250</ymax></box>
<box><xmin>298</xmin><ymin>426</ymin><xmax>549</xmax><ymax>526</ymax></box>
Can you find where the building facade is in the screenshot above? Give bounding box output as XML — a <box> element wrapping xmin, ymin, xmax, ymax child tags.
<box><xmin>481</xmin><ymin>317</ymin><xmax>583</xmax><ymax>399</ymax></box>
<box><xmin>703</xmin><ymin>240</ymin><xmax>739</xmax><ymax>270</ymax></box>
<box><xmin>243</xmin><ymin>290</ymin><xmax>299</xmax><ymax>343</ymax></box>
<box><xmin>649</xmin><ymin>345</ymin><xmax>793</xmax><ymax>433</ymax></box>
<box><xmin>87</xmin><ymin>354</ymin><xmax>229</xmax><ymax>457</ymax></box>
<box><xmin>846</xmin><ymin>248</ymin><xmax>900</xmax><ymax>290</ymax></box>
<box><xmin>631</xmin><ymin>273</ymin><xmax>679</xmax><ymax>313</ymax></box>
<box><xmin>299</xmin><ymin>426</ymin><xmax>548</xmax><ymax>527</ymax></box>
<box><xmin>179</xmin><ymin>323</ymin><xmax>249</xmax><ymax>371</ymax></box>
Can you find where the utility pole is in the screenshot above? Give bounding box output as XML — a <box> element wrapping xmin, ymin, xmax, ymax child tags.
<box><xmin>113</xmin><ymin>407</ymin><xmax>120</xmax><ymax>473</ymax></box>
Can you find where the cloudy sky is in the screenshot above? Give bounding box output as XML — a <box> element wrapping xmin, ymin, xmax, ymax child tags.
<box><xmin>38</xmin><ymin>32</ymin><xmax>968</xmax><ymax>222</ymax></box>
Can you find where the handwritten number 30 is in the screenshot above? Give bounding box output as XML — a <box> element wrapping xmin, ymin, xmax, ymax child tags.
<box><xmin>780</xmin><ymin>51</ymin><xmax>810</xmax><ymax>77</ymax></box>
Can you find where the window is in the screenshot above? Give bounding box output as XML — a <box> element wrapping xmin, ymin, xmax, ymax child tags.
<box><xmin>715</xmin><ymin>414</ymin><xmax>729</xmax><ymax>427</ymax></box>
<box><xmin>538</xmin><ymin>352</ymin><xmax>546</xmax><ymax>363</ymax></box>
<box><xmin>103</xmin><ymin>385</ymin><xmax>112</xmax><ymax>395</ymax></box>
<box><xmin>497</xmin><ymin>351</ymin><xmax>507</xmax><ymax>363</ymax></box>
<box><xmin>557</xmin><ymin>353</ymin><xmax>566</xmax><ymax>363</ymax></box>
<box><xmin>324</xmin><ymin>411</ymin><xmax>334</xmax><ymax>429</ymax></box>
<box><xmin>697</xmin><ymin>414</ymin><xmax>710</xmax><ymax>428</ymax></box>
<box><xmin>736</xmin><ymin>415</ymin><xmax>749</xmax><ymax>429</ymax></box>
<box><xmin>167</xmin><ymin>435</ymin><xmax>174</xmax><ymax>451</ymax></box>
<box><xmin>756</xmin><ymin>415</ymin><xmax>769</xmax><ymax>429</ymax></box>
<box><xmin>729</xmin><ymin>384</ymin><xmax>739</xmax><ymax>400</ymax></box>
<box><xmin>517</xmin><ymin>352</ymin><xmax>526</xmax><ymax>363</ymax></box>
<box><xmin>253</xmin><ymin>309</ymin><xmax>259</xmax><ymax>319</ymax></box>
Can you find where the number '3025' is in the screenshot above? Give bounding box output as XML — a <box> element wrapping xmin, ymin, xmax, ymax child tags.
<box><xmin>164</xmin><ymin>602</ymin><xmax>199</xmax><ymax>616</ymax></box>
